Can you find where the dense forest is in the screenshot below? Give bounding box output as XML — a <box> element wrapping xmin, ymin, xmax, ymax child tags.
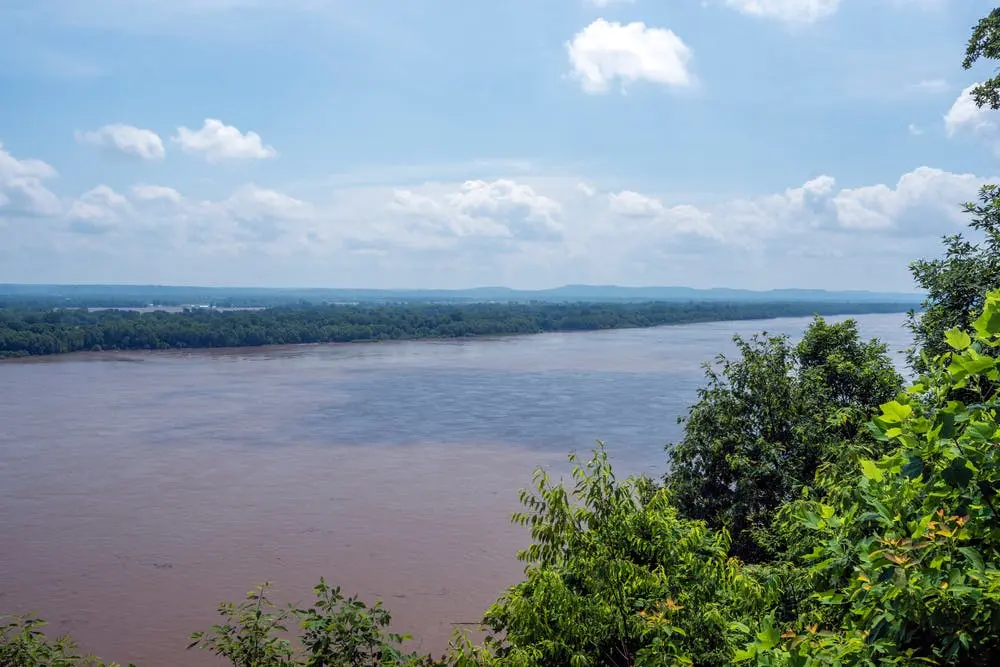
<box><xmin>0</xmin><ymin>300</ymin><xmax>914</xmax><ymax>358</ymax></box>
<box><xmin>10</xmin><ymin>7</ymin><xmax>1000</xmax><ymax>667</ymax></box>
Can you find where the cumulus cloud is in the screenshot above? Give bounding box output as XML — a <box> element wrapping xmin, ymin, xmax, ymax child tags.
<box><xmin>722</xmin><ymin>0</ymin><xmax>840</xmax><ymax>25</ymax></box>
<box><xmin>172</xmin><ymin>119</ymin><xmax>277</xmax><ymax>162</ymax></box>
<box><xmin>191</xmin><ymin>185</ymin><xmax>313</xmax><ymax>243</ymax></box>
<box><xmin>385</xmin><ymin>179</ymin><xmax>565</xmax><ymax>243</ymax></box>
<box><xmin>5</xmin><ymin>161</ymin><xmax>996</xmax><ymax>289</ymax></box>
<box><xmin>608</xmin><ymin>190</ymin><xmax>666</xmax><ymax>217</ymax></box>
<box><xmin>567</xmin><ymin>19</ymin><xmax>694</xmax><ymax>94</ymax></box>
<box><xmin>0</xmin><ymin>142</ymin><xmax>62</xmax><ymax>217</ymax></box>
<box><xmin>67</xmin><ymin>185</ymin><xmax>131</xmax><ymax>233</ymax></box>
<box><xmin>132</xmin><ymin>184</ymin><xmax>183</xmax><ymax>203</ymax></box>
<box><xmin>832</xmin><ymin>167</ymin><xmax>984</xmax><ymax>232</ymax></box>
<box><xmin>944</xmin><ymin>83</ymin><xmax>996</xmax><ymax>137</ymax></box>
<box><xmin>449</xmin><ymin>179</ymin><xmax>563</xmax><ymax>241</ymax></box>
<box><xmin>76</xmin><ymin>124</ymin><xmax>166</xmax><ymax>160</ymax></box>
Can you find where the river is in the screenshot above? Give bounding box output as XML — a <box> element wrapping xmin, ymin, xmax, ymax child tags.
<box><xmin>0</xmin><ymin>313</ymin><xmax>911</xmax><ymax>665</ymax></box>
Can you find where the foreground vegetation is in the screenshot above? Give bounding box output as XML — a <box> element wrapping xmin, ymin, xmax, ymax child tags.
<box><xmin>0</xmin><ymin>300</ymin><xmax>912</xmax><ymax>358</ymax></box>
<box><xmin>9</xmin><ymin>7</ymin><xmax>1000</xmax><ymax>667</ymax></box>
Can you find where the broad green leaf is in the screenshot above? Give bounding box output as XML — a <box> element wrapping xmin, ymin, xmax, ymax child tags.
<box><xmin>936</xmin><ymin>411</ymin><xmax>956</xmax><ymax>439</ymax></box>
<box><xmin>959</xmin><ymin>547</ymin><xmax>985</xmax><ymax>574</ymax></box>
<box><xmin>880</xmin><ymin>401</ymin><xmax>913</xmax><ymax>424</ymax></box>
<box><xmin>860</xmin><ymin>459</ymin><xmax>884</xmax><ymax>482</ymax></box>
<box><xmin>943</xmin><ymin>458</ymin><xmax>973</xmax><ymax>488</ymax></box>
<box><xmin>945</xmin><ymin>328</ymin><xmax>972</xmax><ymax>351</ymax></box>
<box><xmin>974</xmin><ymin>305</ymin><xmax>1000</xmax><ymax>337</ymax></box>
<box><xmin>901</xmin><ymin>456</ymin><xmax>924</xmax><ymax>480</ymax></box>
<box><xmin>959</xmin><ymin>356</ymin><xmax>996</xmax><ymax>375</ymax></box>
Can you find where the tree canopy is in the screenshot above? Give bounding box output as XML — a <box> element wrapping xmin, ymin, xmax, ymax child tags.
<box><xmin>665</xmin><ymin>317</ymin><xmax>902</xmax><ymax>563</ymax></box>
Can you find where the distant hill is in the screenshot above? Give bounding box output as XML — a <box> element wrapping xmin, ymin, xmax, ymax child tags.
<box><xmin>0</xmin><ymin>283</ymin><xmax>925</xmax><ymax>308</ymax></box>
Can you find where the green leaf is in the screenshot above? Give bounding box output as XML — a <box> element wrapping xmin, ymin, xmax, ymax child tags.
<box><xmin>966</xmin><ymin>421</ymin><xmax>996</xmax><ymax>442</ymax></box>
<box><xmin>860</xmin><ymin>459</ymin><xmax>884</xmax><ymax>482</ymax></box>
<box><xmin>901</xmin><ymin>456</ymin><xmax>924</xmax><ymax>480</ymax></box>
<box><xmin>960</xmin><ymin>356</ymin><xmax>996</xmax><ymax>375</ymax></box>
<box><xmin>945</xmin><ymin>328</ymin><xmax>972</xmax><ymax>351</ymax></box>
<box><xmin>974</xmin><ymin>306</ymin><xmax>1000</xmax><ymax>337</ymax></box>
<box><xmin>880</xmin><ymin>401</ymin><xmax>913</xmax><ymax>424</ymax></box>
<box><xmin>936</xmin><ymin>411</ymin><xmax>956</xmax><ymax>439</ymax></box>
<box><xmin>959</xmin><ymin>547</ymin><xmax>985</xmax><ymax>574</ymax></box>
<box><xmin>943</xmin><ymin>458</ymin><xmax>973</xmax><ymax>488</ymax></box>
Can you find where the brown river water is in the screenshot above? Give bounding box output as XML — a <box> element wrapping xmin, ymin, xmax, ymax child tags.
<box><xmin>0</xmin><ymin>314</ymin><xmax>911</xmax><ymax>665</ymax></box>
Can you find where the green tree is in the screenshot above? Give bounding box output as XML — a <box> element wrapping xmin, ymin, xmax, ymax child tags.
<box><xmin>908</xmin><ymin>185</ymin><xmax>1000</xmax><ymax>371</ymax></box>
<box><xmin>188</xmin><ymin>581</ymin><xmax>444</xmax><ymax>667</ymax></box>
<box><xmin>665</xmin><ymin>317</ymin><xmax>902</xmax><ymax>563</ymax></box>
<box><xmin>483</xmin><ymin>445</ymin><xmax>767</xmax><ymax>666</ymax></box>
<box><xmin>906</xmin><ymin>6</ymin><xmax>1000</xmax><ymax>371</ymax></box>
<box><xmin>963</xmin><ymin>7</ymin><xmax>1000</xmax><ymax>110</ymax></box>
<box><xmin>0</xmin><ymin>615</ymin><xmax>131</xmax><ymax>667</ymax></box>
<box><xmin>743</xmin><ymin>289</ymin><xmax>1000</xmax><ymax>665</ymax></box>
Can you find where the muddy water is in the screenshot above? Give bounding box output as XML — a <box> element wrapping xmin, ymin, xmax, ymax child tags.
<box><xmin>0</xmin><ymin>314</ymin><xmax>911</xmax><ymax>665</ymax></box>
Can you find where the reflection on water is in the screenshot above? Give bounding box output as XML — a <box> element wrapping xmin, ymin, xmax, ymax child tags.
<box><xmin>0</xmin><ymin>314</ymin><xmax>911</xmax><ymax>665</ymax></box>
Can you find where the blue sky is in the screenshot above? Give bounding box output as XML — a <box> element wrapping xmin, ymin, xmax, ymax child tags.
<box><xmin>0</xmin><ymin>0</ymin><xmax>997</xmax><ymax>291</ymax></box>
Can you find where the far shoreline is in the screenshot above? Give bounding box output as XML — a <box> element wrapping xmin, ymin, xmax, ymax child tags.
<box><xmin>0</xmin><ymin>307</ymin><xmax>913</xmax><ymax>363</ymax></box>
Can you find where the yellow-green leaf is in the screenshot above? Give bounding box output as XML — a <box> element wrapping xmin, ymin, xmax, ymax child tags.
<box><xmin>860</xmin><ymin>459</ymin><xmax>884</xmax><ymax>482</ymax></box>
<box><xmin>880</xmin><ymin>401</ymin><xmax>913</xmax><ymax>424</ymax></box>
<box><xmin>945</xmin><ymin>328</ymin><xmax>972</xmax><ymax>351</ymax></box>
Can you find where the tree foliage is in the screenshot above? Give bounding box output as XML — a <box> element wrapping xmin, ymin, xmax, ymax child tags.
<box><xmin>482</xmin><ymin>446</ymin><xmax>767</xmax><ymax>666</ymax></box>
<box><xmin>188</xmin><ymin>580</ymin><xmax>446</xmax><ymax>667</ymax></box>
<box><xmin>0</xmin><ymin>300</ymin><xmax>914</xmax><ymax>358</ymax></box>
<box><xmin>0</xmin><ymin>616</ymin><xmax>131</xmax><ymax>667</ymax></box>
<box><xmin>665</xmin><ymin>317</ymin><xmax>902</xmax><ymax>562</ymax></box>
<box><xmin>908</xmin><ymin>186</ymin><xmax>1000</xmax><ymax>371</ymax></box>
<box><xmin>963</xmin><ymin>7</ymin><xmax>1000</xmax><ymax>110</ymax></box>
<box><xmin>741</xmin><ymin>289</ymin><xmax>1000</xmax><ymax>665</ymax></box>
<box><xmin>906</xmin><ymin>5</ymin><xmax>1000</xmax><ymax>372</ymax></box>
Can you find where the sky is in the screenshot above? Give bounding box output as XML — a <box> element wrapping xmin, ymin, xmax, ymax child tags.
<box><xmin>0</xmin><ymin>0</ymin><xmax>998</xmax><ymax>291</ymax></box>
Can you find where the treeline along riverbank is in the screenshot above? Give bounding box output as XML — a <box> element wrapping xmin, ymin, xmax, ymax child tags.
<box><xmin>0</xmin><ymin>300</ymin><xmax>916</xmax><ymax>358</ymax></box>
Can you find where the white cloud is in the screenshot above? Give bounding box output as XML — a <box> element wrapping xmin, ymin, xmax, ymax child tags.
<box><xmin>222</xmin><ymin>185</ymin><xmax>310</xmax><ymax>221</ymax></box>
<box><xmin>608</xmin><ymin>190</ymin><xmax>666</xmax><ymax>217</ymax></box>
<box><xmin>908</xmin><ymin>123</ymin><xmax>925</xmax><ymax>136</ymax></box>
<box><xmin>449</xmin><ymin>179</ymin><xmax>563</xmax><ymax>240</ymax></box>
<box><xmin>67</xmin><ymin>185</ymin><xmax>131</xmax><ymax>233</ymax></box>
<box><xmin>4</xmin><ymin>162</ymin><xmax>995</xmax><ymax>290</ymax></box>
<box><xmin>601</xmin><ymin>191</ymin><xmax>723</xmax><ymax>250</ymax></box>
<box><xmin>909</xmin><ymin>78</ymin><xmax>948</xmax><ymax>93</ymax></box>
<box><xmin>0</xmin><ymin>142</ymin><xmax>62</xmax><ymax>217</ymax></box>
<box><xmin>205</xmin><ymin>185</ymin><xmax>312</xmax><ymax>242</ymax></box>
<box><xmin>76</xmin><ymin>124</ymin><xmax>166</xmax><ymax>160</ymax></box>
<box><xmin>567</xmin><ymin>19</ymin><xmax>694</xmax><ymax>94</ymax></box>
<box><xmin>172</xmin><ymin>119</ymin><xmax>277</xmax><ymax>162</ymax></box>
<box><xmin>944</xmin><ymin>83</ymin><xmax>995</xmax><ymax>137</ymax></box>
<box><xmin>132</xmin><ymin>184</ymin><xmax>183</xmax><ymax>203</ymax></box>
<box><xmin>584</xmin><ymin>0</ymin><xmax>633</xmax><ymax>6</ymax></box>
<box><xmin>384</xmin><ymin>179</ymin><xmax>565</xmax><ymax>244</ymax></box>
<box><xmin>832</xmin><ymin>167</ymin><xmax>984</xmax><ymax>232</ymax></box>
<box><xmin>723</xmin><ymin>0</ymin><xmax>840</xmax><ymax>25</ymax></box>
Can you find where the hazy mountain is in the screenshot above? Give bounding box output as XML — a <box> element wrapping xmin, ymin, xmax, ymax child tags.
<box><xmin>0</xmin><ymin>283</ymin><xmax>924</xmax><ymax>307</ymax></box>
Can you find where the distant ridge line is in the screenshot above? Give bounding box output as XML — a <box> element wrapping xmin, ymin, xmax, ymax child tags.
<box><xmin>0</xmin><ymin>283</ymin><xmax>924</xmax><ymax>305</ymax></box>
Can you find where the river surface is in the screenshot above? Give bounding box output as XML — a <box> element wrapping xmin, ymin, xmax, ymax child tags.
<box><xmin>0</xmin><ymin>313</ymin><xmax>911</xmax><ymax>665</ymax></box>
